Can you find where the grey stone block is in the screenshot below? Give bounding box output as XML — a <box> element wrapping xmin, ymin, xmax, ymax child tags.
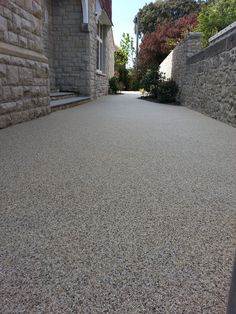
<box><xmin>0</xmin><ymin>15</ymin><xmax>7</xmax><ymax>32</ymax></box>
<box><xmin>0</xmin><ymin>102</ymin><xmax>17</xmax><ymax>114</ymax></box>
<box><xmin>10</xmin><ymin>111</ymin><xmax>23</xmax><ymax>124</ymax></box>
<box><xmin>19</xmin><ymin>67</ymin><xmax>33</xmax><ymax>85</ymax></box>
<box><xmin>0</xmin><ymin>114</ymin><xmax>11</xmax><ymax>128</ymax></box>
<box><xmin>7</xmin><ymin>66</ymin><xmax>19</xmax><ymax>85</ymax></box>
<box><xmin>2</xmin><ymin>86</ymin><xmax>11</xmax><ymax>101</ymax></box>
<box><xmin>0</xmin><ymin>64</ymin><xmax>6</xmax><ymax>77</ymax></box>
<box><xmin>8</xmin><ymin>31</ymin><xmax>18</xmax><ymax>45</ymax></box>
<box><xmin>11</xmin><ymin>86</ymin><xmax>23</xmax><ymax>99</ymax></box>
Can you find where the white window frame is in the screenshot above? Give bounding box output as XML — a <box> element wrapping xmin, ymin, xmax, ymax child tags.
<box><xmin>96</xmin><ymin>21</ymin><xmax>105</xmax><ymax>74</ymax></box>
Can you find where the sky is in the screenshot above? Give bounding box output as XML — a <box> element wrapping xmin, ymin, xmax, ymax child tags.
<box><xmin>112</xmin><ymin>0</ymin><xmax>152</xmax><ymax>46</ymax></box>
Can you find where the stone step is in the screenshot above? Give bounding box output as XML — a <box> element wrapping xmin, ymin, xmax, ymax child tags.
<box><xmin>50</xmin><ymin>96</ymin><xmax>91</xmax><ymax>112</ymax></box>
<box><xmin>50</xmin><ymin>92</ymin><xmax>77</xmax><ymax>100</ymax></box>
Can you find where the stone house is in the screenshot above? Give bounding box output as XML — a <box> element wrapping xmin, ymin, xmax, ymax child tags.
<box><xmin>0</xmin><ymin>0</ymin><xmax>114</xmax><ymax>129</ymax></box>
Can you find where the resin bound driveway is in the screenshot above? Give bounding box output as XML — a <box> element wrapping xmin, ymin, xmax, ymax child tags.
<box><xmin>0</xmin><ymin>92</ymin><xmax>236</xmax><ymax>313</ymax></box>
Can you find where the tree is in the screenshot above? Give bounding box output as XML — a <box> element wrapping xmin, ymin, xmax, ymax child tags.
<box><xmin>114</xmin><ymin>33</ymin><xmax>135</xmax><ymax>90</ymax></box>
<box><xmin>138</xmin><ymin>2</ymin><xmax>160</xmax><ymax>34</ymax></box>
<box><xmin>197</xmin><ymin>0</ymin><xmax>236</xmax><ymax>46</ymax></box>
<box><xmin>115</xmin><ymin>33</ymin><xmax>135</xmax><ymax>69</ymax></box>
<box><xmin>138</xmin><ymin>14</ymin><xmax>198</xmax><ymax>73</ymax></box>
<box><xmin>138</xmin><ymin>0</ymin><xmax>201</xmax><ymax>35</ymax></box>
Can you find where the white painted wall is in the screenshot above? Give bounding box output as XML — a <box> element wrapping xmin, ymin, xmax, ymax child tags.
<box><xmin>159</xmin><ymin>50</ymin><xmax>173</xmax><ymax>79</ymax></box>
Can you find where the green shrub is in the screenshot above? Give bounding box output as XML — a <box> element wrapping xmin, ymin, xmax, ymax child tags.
<box><xmin>109</xmin><ymin>77</ymin><xmax>119</xmax><ymax>94</ymax></box>
<box><xmin>129</xmin><ymin>78</ymin><xmax>141</xmax><ymax>91</ymax></box>
<box><xmin>141</xmin><ymin>65</ymin><xmax>163</xmax><ymax>98</ymax></box>
<box><xmin>157</xmin><ymin>79</ymin><xmax>178</xmax><ymax>103</ymax></box>
<box><xmin>141</xmin><ymin>67</ymin><xmax>178</xmax><ymax>103</ymax></box>
<box><xmin>117</xmin><ymin>66</ymin><xmax>129</xmax><ymax>90</ymax></box>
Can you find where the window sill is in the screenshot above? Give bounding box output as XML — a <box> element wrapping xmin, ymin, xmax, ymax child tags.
<box><xmin>96</xmin><ymin>70</ymin><xmax>107</xmax><ymax>77</ymax></box>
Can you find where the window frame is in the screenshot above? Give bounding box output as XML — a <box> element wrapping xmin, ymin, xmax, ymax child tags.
<box><xmin>96</xmin><ymin>21</ymin><xmax>105</xmax><ymax>74</ymax></box>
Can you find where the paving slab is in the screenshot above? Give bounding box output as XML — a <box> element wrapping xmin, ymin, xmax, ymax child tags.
<box><xmin>0</xmin><ymin>92</ymin><xmax>236</xmax><ymax>313</ymax></box>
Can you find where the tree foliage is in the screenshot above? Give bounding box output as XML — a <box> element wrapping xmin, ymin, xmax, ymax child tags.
<box><xmin>114</xmin><ymin>33</ymin><xmax>135</xmax><ymax>90</ymax></box>
<box><xmin>135</xmin><ymin>0</ymin><xmax>235</xmax><ymax>85</ymax></box>
<box><xmin>138</xmin><ymin>0</ymin><xmax>201</xmax><ymax>35</ymax></box>
<box><xmin>197</xmin><ymin>0</ymin><xmax>236</xmax><ymax>46</ymax></box>
<box><xmin>140</xmin><ymin>64</ymin><xmax>178</xmax><ymax>102</ymax></box>
<box><xmin>138</xmin><ymin>2</ymin><xmax>160</xmax><ymax>34</ymax></box>
<box><xmin>114</xmin><ymin>33</ymin><xmax>135</xmax><ymax>68</ymax></box>
<box><xmin>138</xmin><ymin>14</ymin><xmax>198</xmax><ymax>72</ymax></box>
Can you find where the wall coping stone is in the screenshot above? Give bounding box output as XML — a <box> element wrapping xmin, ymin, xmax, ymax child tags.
<box><xmin>0</xmin><ymin>42</ymin><xmax>48</xmax><ymax>64</ymax></box>
<box><xmin>209</xmin><ymin>21</ymin><xmax>236</xmax><ymax>45</ymax></box>
<box><xmin>187</xmin><ymin>31</ymin><xmax>236</xmax><ymax>65</ymax></box>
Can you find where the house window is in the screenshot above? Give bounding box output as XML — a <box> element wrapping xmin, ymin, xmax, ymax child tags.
<box><xmin>97</xmin><ymin>21</ymin><xmax>105</xmax><ymax>73</ymax></box>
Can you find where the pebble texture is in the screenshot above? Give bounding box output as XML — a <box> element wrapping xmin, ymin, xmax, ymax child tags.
<box><xmin>0</xmin><ymin>92</ymin><xmax>236</xmax><ymax>313</ymax></box>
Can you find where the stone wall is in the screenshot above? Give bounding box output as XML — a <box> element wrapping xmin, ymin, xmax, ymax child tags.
<box><xmin>89</xmin><ymin>0</ymin><xmax>114</xmax><ymax>99</ymax></box>
<box><xmin>0</xmin><ymin>0</ymin><xmax>115</xmax><ymax>128</ymax></box>
<box><xmin>160</xmin><ymin>30</ymin><xmax>236</xmax><ymax>127</ymax></box>
<box><xmin>51</xmin><ymin>0</ymin><xmax>91</xmax><ymax>95</ymax></box>
<box><xmin>42</xmin><ymin>0</ymin><xmax>114</xmax><ymax>98</ymax></box>
<box><xmin>183</xmin><ymin>34</ymin><xmax>236</xmax><ymax>125</ymax></box>
<box><xmin>0</xmin><ymin>1</ymin><xmax>50</xmax><ymax>129</ymax></box>
<box><xmin>106</xmin><ymin>26</ymin><xmax>115</xmax><ymax>79</ymax></box>
<box><xmin>92</xmin><ymin>25</ymin><xmax>114</xmax><ymax>99</ymax></box>
<box><xmin>42</xmin><ymin>0</ymin><xmax>55</xmax><ymax>91</ymax></box>
<box><xmin>171</xmin><ymin>33</ymin><xmax>203</xmax><ymax>103</ymax></box>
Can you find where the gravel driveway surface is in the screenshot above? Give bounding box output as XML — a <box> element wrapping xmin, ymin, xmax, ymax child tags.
<box><xmin>0</xmin><ymin>92</ymin><xmax>236</xmax><ymax>313</ymax></box>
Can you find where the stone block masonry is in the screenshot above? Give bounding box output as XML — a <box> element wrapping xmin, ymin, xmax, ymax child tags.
<box><xmin>160</xmin><ymin>29</ymin><xmax>236</xmax><ymax>127</ymax></box>
<box><xmin>45</xmin><ymin>0</ymin><xmax>91</xmax><ymax>95</ymax></box>
<box><xmin>88</xmin><ymin>0</ymin><xmax>114</xmax><ymax>99</ymax></box>
<box><xmin>171</xmin><ymin>32</ymin><xmax>203</xmax><ymax>103</ymax></box>
<box><xmin>0</xmin><ymin>1</ymin><xmax>50</xmax><ymax>129</ymax></box>
<box><xmin>0</xmin><ymin>0</ymin><xmax>114</xmax><ymax>129</ymax></box>
<box><xmin>42</xmin><ymin>0</ymin><xmax>114</xmax><ymax>98</ymax></box>
<box><xmin>42</xmin><ymin>0</ymin><xmax>55</xmax><ymax>91</ymax></box>
<box><xmin>182</xmin><ymin>33</ymin><xmax>236</xmax><ymax>126</ymax></box>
